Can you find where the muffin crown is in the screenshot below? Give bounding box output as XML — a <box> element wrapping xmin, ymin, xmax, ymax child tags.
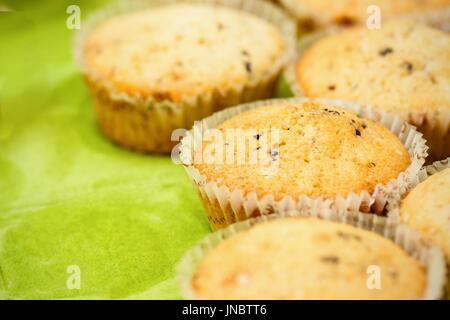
<box><xmin>82</xmin><ymin>3</ymin><xmax>286</xmax><ymax>102</ymax></box>
<box><xmin>296</xmin><ymin>21</ymin><xmax>450</xmax><ymax>116</ymax></box>
<box><xmin>192</xmin><ymin>218</ymin><xmax>427</xmax><ymax>299</ymax></box>
<box><xmin>194</xmin><ymin>101</ymin><xmax>411</xmax><ymax>199</ymax></box>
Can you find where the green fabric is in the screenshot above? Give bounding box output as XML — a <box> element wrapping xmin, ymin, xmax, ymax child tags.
<box><xmin>0</xmin><ymin>0</ymin><xmax>293</xmax><ymax>299</ymax></box>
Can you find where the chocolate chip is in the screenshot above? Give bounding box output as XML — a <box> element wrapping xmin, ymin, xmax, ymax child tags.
<box><xmin>321</xmin><ymin>256</ymin><xmax>340</xmax><ymax>264</ymax></box>
<box><xmin>429</xmin><ymin>75</ymin><xmax>437</xmax><ymax>84</ymax></box>
<box><xmin>389</xmin><ymin>270</ymin><xmax>398</xmax><ymax>279</ymax></box>
<box><xmin>253</xmin><ymin>134</ymin><xmax>262</xmax><ymax>140</ymax></box>
<box><xmin>323</xmin><ymin>108</ymin><xmax>340</xmax><ymax>115</ymax></box>
<box><xmin>379</xmin><ymin>47</ymin><xmax>393</xmax><ymax>56</ymax></box>
<box><xmin>362</xmin><ymin>122</ymin><xmax>367</xmax><ymax>129</ymax></box>
<box><xmin>270</xmin><ymin>150</ymin><xmax>279</xmax><ymax>161</ymax></box>
<box><xmin>337</xmin><ymin>231</ymin><xmax>350</xmax><ymax>240</ymax></box>
<box><xmin>328</xmin><ymin>85</ymin><xmax>336</xmax><ymax>91</ymax></box>
<box><xmin>336</xmin><ymin>16</ymin><xmax>355</xmax><ymax>27</ymax></box>
<box><xmin>244</xmin><ymin>61</ymin><xmax>252</xmax><ymax>74</ymax></box>
<box><xmin>401</xmin><ymin>61</ymin><xmax>414</xmax><ymax>74</ymax></box>
<box><xmin>337</xmin><ymin>231</ymin><xmax>362</xmax><ymax>241</ymax></box>
<box><xmin>355</xmin><ymin>129</ymin><xmax>361</xmax><ymax>136</ymax></box>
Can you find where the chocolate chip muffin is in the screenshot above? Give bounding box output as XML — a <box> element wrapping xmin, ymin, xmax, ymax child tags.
<box><xmin>75</xmin><ymin>1</ymin><xmax>295</xmax><ymax>153</ymax></box>
<box><xmin>400</xmin><ymin>161</ymin><xmax>450</xmax><ymax>298</ymax></box>
<box><xmin>195</xmin><ymin>101</ymin><xmax>410</xmax><ymax>199</ymax></box>
<box><xmin>294</xmin><ymin>21</ymin><xmax>450</xmax><ymax>161</ymax></box>
<box><xmin>189</xmin><ymin>218</ymin><xmax>427</xmax><ymax>299</ymax></box>
<box><xmin>180</xmin><ymin>98</ymin><xmax>426</xmax><ymax>230</ymax></box>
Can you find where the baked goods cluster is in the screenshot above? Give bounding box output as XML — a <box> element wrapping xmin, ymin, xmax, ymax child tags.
<box><xmin>74</xmin><ymin>0</ymin><xmax>450</xmax><ymax>300</ymax></box>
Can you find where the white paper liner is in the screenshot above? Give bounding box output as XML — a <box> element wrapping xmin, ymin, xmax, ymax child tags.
<box><xmin>179</xmin><ymin>97</ymin><xmax>427</xmax><ymax>230</ymax></box>
<box><xmin>177</xmin><ymin>212</ymin><xmax>447</xmax><ymax>300</ymax></box>
<box><xmin>278</xmin><ymin>0</ymin><xmax>450</xmax><ymax>32</ymax></box>
<box><xmin>73</xmin><ymin>0</ymin><xmax>297</xmax><ymax>153</ymax></box>
<box><xmin>285</xmin><ymin>29</ymin><xmax>450</xmax><ymax>162</ymax></box>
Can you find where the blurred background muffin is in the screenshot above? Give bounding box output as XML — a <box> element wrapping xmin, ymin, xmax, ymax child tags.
<box><xmin>182</xmin><ymin>217</ymin><xmax>442</xmax><ymax>299</ymax></box>
<box><xmin>75</xmin><ymin>0</ymin><xmax>296</xmax><ymax>153</ymax></box>
<box><xmin>279</xmin><ymin>0</ymin><xmax>450</xmax><ymax>32</ymax></box>
<box><xmin>292</xmin><ymin>21</ymin><xmax>450</xmax><ymax>162</ymax></box>
<box><xmin>400</xmin><ymin>159</ymin><xmax>450</xmax><ymax>298</ymax></box>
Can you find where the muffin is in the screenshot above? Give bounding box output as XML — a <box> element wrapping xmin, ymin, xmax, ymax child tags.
<box><xmin>279</xmin><ymin>0</ymin><xmax>450</xmax><ymax>32</ymax></box>
<box><xmin>74</xmin><ymin>0</ymin><xmax>295</xmax><ymax>153</ymax></box>
<box><xmin>400</xmin><ymin>159</ymin><xmax>450</xmax><ymax>298</ymax></box>
<box><xmin>179</xmin><ymin>216</ymin><xmax>446</xmax><ymax>299</ymax></box>
<box><xmin>180</xmin><ymin>98</ymin><xmax>427</xmax><ymax>230</ymax></box>
<box><xmin>292</xmin><ymin>21</ymin><xmax>450</xmax><ymax>162</ymax></box>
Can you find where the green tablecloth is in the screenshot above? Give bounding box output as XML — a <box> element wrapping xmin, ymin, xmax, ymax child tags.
<box><xmin>0</xmin><ymin>0</ymin><xmax>292</xmax><ymax>299</ymax></box>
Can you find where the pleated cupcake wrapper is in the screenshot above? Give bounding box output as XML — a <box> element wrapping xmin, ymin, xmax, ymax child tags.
<box><xmin>285</xmin><ymin>30</ymin><xmax>450</xmax><ymax>162</ymax></box>
<box><xmin>177</xmin><ymin>212</ymin><xmax>447</xmax><ymax>300</ymax></box>
<box><xmin>179</xmin><ymin>97</ymin><xmax>427</xmax><ymax>231</ymax></box>
<box><xmin>73</xmin><ymin>0</ymin><xmax>297</xmax><ymax>153</ymax></box>
<box><xmin>278</xmin><ymin>0</ymin><xmax>450</xmax><ymax>32</ymax></box>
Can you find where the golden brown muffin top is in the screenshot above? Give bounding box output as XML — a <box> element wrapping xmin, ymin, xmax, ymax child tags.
<box><xmin>193</xmin><ymin>218</ymin><xmax>426</xmax><ymax>299</ymax></box>
<box><xmin>194</xmin><ymin>101</ymin><xmax>410</xmax><ymax>199</ymax></box>
<box><xmin>401</xmin><ymin>168</ymin><xmax>450</xmax><ymax>263</ymax></box>
<box><xmin>296</xmin><ymin>21</ymin><xmax>450</xmax><ymax>117</ymax></box>
<box><xmin>82</xmin><ymin>3</ymin><xmax>285</xmax><ymax>102</ymax></box>
<box><xmin>281</xmin><ymin>0</ymin><xmax>450</xmax><ymax>28</ymax></box>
